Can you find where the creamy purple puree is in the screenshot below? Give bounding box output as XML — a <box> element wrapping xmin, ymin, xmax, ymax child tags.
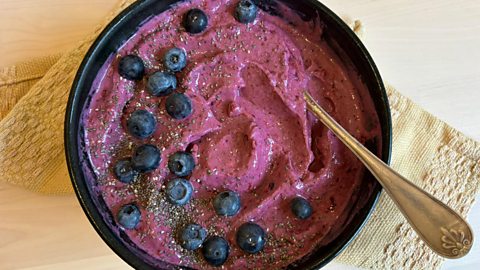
<box><xmin>82</xmin><ymin>0</ymin><xmax>381</xmax><ymax>268</ymax></box>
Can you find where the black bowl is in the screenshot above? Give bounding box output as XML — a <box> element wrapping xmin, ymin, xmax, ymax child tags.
<box><xmin>65</xmin><ymin>0</ymin><xmax>392</xmax><ymax>269</ymax></box>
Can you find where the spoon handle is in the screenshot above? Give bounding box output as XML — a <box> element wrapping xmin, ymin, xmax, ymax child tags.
<box><xmin>304</xmin><ymin>92</ymin><xmax>473</xmax><ymax>259</ymax></box>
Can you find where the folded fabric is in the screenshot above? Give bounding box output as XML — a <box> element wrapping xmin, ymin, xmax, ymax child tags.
<box><xmin>0</xmin><ymin>0</ymin><xmax>478</xmax><ymax>269</ymax></box>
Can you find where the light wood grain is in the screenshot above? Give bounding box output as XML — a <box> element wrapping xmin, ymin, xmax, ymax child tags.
<box><xmin>0</xmin><ymin>0</ymin><xmax>479</xmax><ymax>270</ymax></box>
<box><xmin>0</xmin><ymin>0</ymin><xmax>117</xmax><ymax>67</ymax></box>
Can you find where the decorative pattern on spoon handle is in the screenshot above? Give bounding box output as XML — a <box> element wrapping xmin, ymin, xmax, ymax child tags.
<box><xmin>440</xmin><ymin>227</ymin><xmax>472</xmax><ymax>257</ymax></box>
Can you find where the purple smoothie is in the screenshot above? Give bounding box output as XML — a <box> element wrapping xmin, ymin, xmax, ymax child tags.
<box><xmin>82</xmin><ymin>0</ymin><xmax>382</xmax><ymax>268</ymax></box>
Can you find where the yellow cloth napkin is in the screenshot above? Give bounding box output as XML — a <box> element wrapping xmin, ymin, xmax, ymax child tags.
<box><xmin>0</xmin><ymin>1</ymin><xmax>479</xmax><ymax>269</ymax></box>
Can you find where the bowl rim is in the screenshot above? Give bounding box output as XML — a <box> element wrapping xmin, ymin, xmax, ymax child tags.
<box><xmin>64</xmin><ymin>0</ymin><xmax>392</xmax><ymax>269</ymax></box>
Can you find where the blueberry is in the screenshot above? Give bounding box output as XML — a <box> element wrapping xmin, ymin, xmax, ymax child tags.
<box><xmin>213</xmin><ymin>191</ymin><xmax>241</xmax><ymax>217</ymax></box>
<box><xmin>183</xmin><ymin>8</ymin><xmax>208</xmax><ymax>34</ymax></box>
<box><xmin>163</xmin><ymin>48</ymin><xmax>187</xmax><ymax>73</ymax></box>
<box><xmin>179</xmin><ymin>223</ymin><xmax>207</xmax><ymax>250</ymax></box>
<box><xmin>235</xmin><ymin>0</ymin><xmax>258</xmax><ymax>24</ymax></box>
<box><xmin>117</xmin><ymin>203</ymin><xmax>141</xmax><ymax>229</ymax></box>
<box><xmin>127</xmin><ymin>110</ymin><xmax>157</xmax><ymax>139</ymax></box>
<box><xmin>165</xmin><ymin>93</ymin><xmax>193</xmax><ymax>120</ymax></box>
<box><xmin>236</xmin><ymin>222</ymin><xmax>266</xmax><ymax>254</ymax></box>
<box><xmin>168</xmin><ymin>151</ymin><xmax>195</xmax><ymax>177</ymax></box>
<box><xmin>165</xmin><ymin>178</ymin><xmax>193</xmax><ymax>206</ymax></box>
<box><xmin>132</xmin><ymin>144</ymin><xmax>161</xmax><ymax>173</ymax></box>
<box><xmin>113</xmin><ymin>159</ymin><xmax>138</xmax><ymax>184</ymax></box>
<box><xmin>118</xmin><ymin>55</ymin><xmax>145</xmax><ymax>81</ymax></box>
<box><xmin>147</xmin><ymin>71</ymin><xmax>177</xmax><ymax>97</ymax></box>
<box><xmin>291</xmin><ymin>197</ymin><xmax>313</xmax><ymax>220</ymax></box>
<box><xmin>202</xmin><ymin>236</ymin><xmax>229</xmax><ymax>266</ymax></box>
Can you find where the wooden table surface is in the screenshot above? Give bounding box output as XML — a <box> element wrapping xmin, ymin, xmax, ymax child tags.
<box><xmin>0</xmin><ymin>0</ymin><xmax>479</xmax><ymax>269</ymax></box>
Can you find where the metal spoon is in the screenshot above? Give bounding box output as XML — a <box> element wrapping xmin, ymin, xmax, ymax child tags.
<box><xmin>304</xmin><ymin>91</ymin><xmax>473</xmax><ymax>259</ymax></box>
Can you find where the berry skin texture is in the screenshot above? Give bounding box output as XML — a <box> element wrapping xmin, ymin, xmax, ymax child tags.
<box><xmin>179</xmin><ymin>223</ymin><xmax>208</xmax><ymax>251</ymax></box>
<box><xmin>168</xmin><ymin>151</ymin><xmax>195</xmax><ymax>177</ymax></box>
<box><xmin>165</xmin><ymin>93</ymin><xmax>193</xmax><ymax>120</ymax></box>
<box><xmin>163</xmin><ymin>48</ymin><xmax>187</xmax><ymax>73</ymax></box>
<box><xmin>291</xmin><ymin>197</ymin><xmax>313</xmax><ymax>220</ymax></box>
<box><xmin>183</xmin><ymin>8</ymin><xmax>208</xmax><ymax>34</ymax></box>
<box><xmin>118</xmin><ymin>55</ymin><xmax>145</xmax><ymax>81</ymax></box>
<box><xmin>202</xmin><ymin>236</ymin><xmax>230</xmax><ymax>266</ymax></box>
<box><xmin>236</xmin><ymin>222</ymin><xmax>266</xmax><ymax>254</ymax></box>
<box><xmin>235</xmin><ymin>0</ymin><xmax>258</xmax><ymax>24</ymax></box>
<box><xmin>117</xmin><ymin>203</ymin><xmax>141</xmax><ymax>229</ymax></box>
<box><xmin>165</xmin><ymin>178</ymin><xmax>194</xmax><ymax>206</ymax></box>
<box><xmin>147</xmin><ymin>71</ymin><xmax>177</xmax><ymax>97</ymax></box>
<box><xmin>113</xmin><ymin>159</ymin><xmax>138</xmax><ymax>184</ymax></box>
<box><xmin>132</xmin><ymin>144</ymin><xmax>161</xmax><ymax>173</ymax></box>
<box><xmin>126</xmin><ymin>110</ymin><xmax>157</xmax><ymax>139</ymax></box>
<box><xmin>213</xmin><ymin>191</ymin><xmax>241</xmax><ymax>217</ymax></box>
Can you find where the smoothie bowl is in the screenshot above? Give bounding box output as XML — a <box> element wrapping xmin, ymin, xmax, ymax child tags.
<box><xmin>65</xmin><ymin>0</ymin><xmax>392</xmax><ymax>269</ymax></box>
